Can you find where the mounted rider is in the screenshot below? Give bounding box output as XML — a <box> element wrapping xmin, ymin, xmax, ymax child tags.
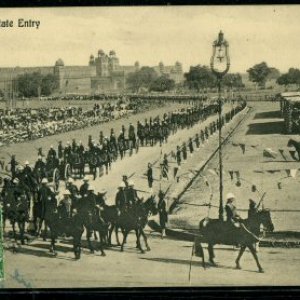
<box><xmin>126</xmin><ymin>180</ymin><xmax>139</xmax><ymax>207</ymax></box>
<box><xmin>225</xmin><ymin>193</ymin><xmax>241</xmax><ymax>225</ymax></box>
<box><xmin>79</xmin><ymin>176</ymin><xmax>90</xmax><ymax>197</ymax></box>
<box><xmin>115</xmin><ymin>182</ymin><xmax>127</xmax><ymax>214</ymax></box>
<box><xmin>47</xmin><ymin>145</ymin><xmax>57</xmax><ymax>160</ymax></box>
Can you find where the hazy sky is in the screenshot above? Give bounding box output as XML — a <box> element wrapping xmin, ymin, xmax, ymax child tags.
<box><xmin>0</xmin><ymin>6</ymin><xmax>299</xmax><ymax>73</ymax></box>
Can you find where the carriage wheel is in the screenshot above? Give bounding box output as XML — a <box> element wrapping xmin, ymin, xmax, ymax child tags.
<box><xmin>53</xmin><ymin>168</ymin><xmax>60</xmax><ymax>192</ymax></box>
<box><xmin>64</xmin><ymin>163</ymin><xmax>71</xmax><ymax>181</ymax></box>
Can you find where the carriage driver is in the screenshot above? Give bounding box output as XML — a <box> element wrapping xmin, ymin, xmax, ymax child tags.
<box><xmin>58</xmin><ymin>190</ymin><xmax>73</xmax><ymax>220</ymax></box>
<box><xmin>225</xmin><ymin>193</ymin><xmax>241</xmax><ymax>225</ymax></box>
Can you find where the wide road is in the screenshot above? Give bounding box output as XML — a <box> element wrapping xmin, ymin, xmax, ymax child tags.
<box><xmin>2</xmin><ymin>235</ymin><xmax>300</xmax><ymax>288</ymax></box>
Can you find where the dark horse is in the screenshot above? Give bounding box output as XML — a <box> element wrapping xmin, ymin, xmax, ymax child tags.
<box><xmin>2</xmin><ymin>186</ymin><xmax>29</xmax><ymax>247</ymax></box>
<box><xmin>198</xmin><ymin>208</ymin><xmax>274</xmax><ymax>273</ymax></box>
<box><xmin>118</xmin><ymin>196</ymin><xmax>157</xmax><ymax>253</ymax></box>
<box><xmin>47</xmin><ymin>209</ymin><xmax>85</xmax><ymax>259</ymax></box>
<box><xmin>287</xmin><ymin>138</ymin><xmax>300</xmax><ymax>161</ymax></box>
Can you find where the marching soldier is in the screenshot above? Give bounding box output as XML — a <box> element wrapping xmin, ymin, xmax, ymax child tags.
<box><xmin>176</xmin><ymin>146</ymin><xmax>181</xmax><ymax>166</ymax></box>
<box><xmin>158</xmin><ymin>190</ymin><xmax>168</xmax><ymax>239</ymax></box>
<box><xmin>195</xmin><ymin>133</ymin><xmax>200</xmax><ymax>148</ymax></box>
<box><xmin>188</xmin><ymin>137</ymin><xmax>194</xmax><ymax>154</ymax></box>
<box><xmin>182</xmin><ymin>142</ymin><xmax>187</xmax><ymax>160</ymax></box>
<box><xmin>147</xmin><ymin>163</ymin><xmax>154</xmax><ymax>188</ymax></box>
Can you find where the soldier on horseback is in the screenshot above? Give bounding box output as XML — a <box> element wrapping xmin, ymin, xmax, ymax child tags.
<box><xmin>115</xmin><ymin>182</ymin><xmax>126</xmax><ymax>214</ymax></box>
<box><xmin>48</xmin><ymin>145</ymin><xmax>57</xmax><ymax>160</ymax></box>
<box><xmin>79</xmin><ymin>176</ymin><xmax>90</xmax><ymax>197</ymax></box>
<box><xmin>225</xmin><ymin>193</ymin><xmax>241</xmax><ymax>224</ymax></box>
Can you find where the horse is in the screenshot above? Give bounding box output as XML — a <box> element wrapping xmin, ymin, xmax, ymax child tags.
<box><xmin>197</xmin><ymin>208</ymin><xmax>274</xmax><ymax>273</ymax></box>
<box><xmin>2</xmin><ymin>186</ymin><xmax>30</xmax><ymax>248</ymax></box>
<box><xmin>287</xmin><ymin>138</ymin><xmax>300</xmax><ymax>161</ymax></box>
<box><xmin>118</xmin><ymin>196</ymin><xmax>157</xmax><ymax>254</ymax></box>
<box><xmin>47</xmin><ymin>209</ymin><xmax>85</xmax><ymax>259</ymax></box>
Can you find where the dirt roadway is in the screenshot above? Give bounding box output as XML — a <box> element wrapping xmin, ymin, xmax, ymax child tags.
<box><xmin>2</xmin><ymin>234</ymin><xmax>300</xmax><ymax>288</ymax></box>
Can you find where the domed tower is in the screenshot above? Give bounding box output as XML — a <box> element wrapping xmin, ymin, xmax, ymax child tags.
<box><xmin>95</xmin><ymin>49</ymin><xmax>109</xmax><ymax>76</ymax></box>
<box><xmin>134</xmin><ymin>61</ymin><xmax>140</xmax><ymax>71</ymax></box>
<box><xmin>159</xmin><ymin>61</ymin><xmax>164</xmax><ymax>74</ymax></box>
<box><xmin>89</xmin><ymin>54</ymin><xmax>95</xmax><ymax>66</ymax></box>
<box><xmin>108</xmin><ymin>50</ymin><xmax>119</xmax><ymax>73</ymax></box>
<box><xmin>55</xmin><ymin>58</ymin><xmax>64</xmax><ymax>67</ymax></box>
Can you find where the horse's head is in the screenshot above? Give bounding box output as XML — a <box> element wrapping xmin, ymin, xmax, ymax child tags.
<box><xmin>258</xmin><ymin>208</ymin><xmax>274</xmax><ymax>232</ymax></box>
<box><xmin>143</xmin><ymin>195</ymin><xmax>158</xmax><ymax>215</ymax></box>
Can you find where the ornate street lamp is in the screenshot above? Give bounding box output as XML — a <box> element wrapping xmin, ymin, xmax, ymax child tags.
<box><xmin>210</xmin><ymin>31</ymin><xmax>230</xmax><ymax>221</ymax></box>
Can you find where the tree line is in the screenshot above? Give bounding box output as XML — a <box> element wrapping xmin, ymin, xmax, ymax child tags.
<box><xmin>4</xmin><ymin>61</ymin><xmax>299</xmax><ymax>98</ymax></box>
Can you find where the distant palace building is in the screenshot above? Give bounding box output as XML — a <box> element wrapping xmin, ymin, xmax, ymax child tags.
<box><xmin>0</xmin><ymin>50</ymin><xmax>184</xmax><ymax>95</ymax></box>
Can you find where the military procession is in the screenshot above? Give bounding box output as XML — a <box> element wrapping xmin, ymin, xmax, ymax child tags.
<box><xmin>0</xmin><ymin>97</ymin><xmax>248</xmax><ymax>261</ymax></box>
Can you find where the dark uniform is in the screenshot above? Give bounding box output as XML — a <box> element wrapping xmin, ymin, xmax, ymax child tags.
<box><xmin>115</xmin><ymin>187</ymin><xmax>126</xmax><ymax>212</ymax></box>
<box><xmin>147</xmin><ymin>164</ymin><xmax>153</xmax><ymax>188</ymax></box>
<box><xmin>158</xmin><ymin>191</ymin><xmax>168</xmax><ymax>238</ymax></box>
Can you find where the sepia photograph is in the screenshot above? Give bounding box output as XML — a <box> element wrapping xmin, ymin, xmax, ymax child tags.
<box><xmin>0</xmin><ymin>5</ymin><xmax>300</xmax><ymax>289</ymax></box>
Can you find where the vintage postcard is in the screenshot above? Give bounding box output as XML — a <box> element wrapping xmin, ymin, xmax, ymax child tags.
<box><xmin>0</xmin><ymin>6</ymin><xmax>299</xmax><ymax>288</ymax></box>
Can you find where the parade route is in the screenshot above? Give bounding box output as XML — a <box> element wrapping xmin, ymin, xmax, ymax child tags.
<box><xmin>2</xmin><ymin>235</ymin><xmax>300</xmax><ymax>288</ymax></box>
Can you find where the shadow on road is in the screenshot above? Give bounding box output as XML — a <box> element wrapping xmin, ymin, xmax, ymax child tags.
<box><xmin>246</xmin><ymin>121</ymin><xmax>284</xmax><ymax>135</ymax></box>
<box><xmin>254</xmin><ymin>110</ymin><xmax>282</xmax><ymax>119</ymax></box>
<box><xmin>140</xmin><ymin>257</ymin><xmax>258</xmax><ymax>273</ymax></box>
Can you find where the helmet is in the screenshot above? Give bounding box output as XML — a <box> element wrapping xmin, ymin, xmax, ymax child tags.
<box><xmin>128</xmin><ymin>180</ymin><xmax>134</xmax><ymax>187</ymax></box>
<box><xmin>24</xmin><ymin>160</ymin><xmax>29</xmax><ymax>165</ymax></box>
<box><xmin>88</xmin><ymin>185</ymin><xmax>95</xmax><ymax>191</ymax></box>
<box><xmin>119</xmin><ymin>182</ymin><xmax>126</xmax><ymax>188</ymax></box>
<box><xmin>83</xmin><ymin>176</ymin><xmax>89</xmax><ymax>181</ymax></box>
<box><xmin>99</xmin><ymin>188</ymin><xmax>107</xmax><ymax>195</ymax></box>
<box><xmin>226</xmin><ymin>192</ymin><xmax>235</xmax><ymax>200</ymax></box>
<box><xmin>50</xmin><ymin>145</ymin><xmax>53</xmax><ymax>148</ymax></box>
<box><xmin>63</xmin><ymin>190</ymin><xmax>71</xmax><ymax>195</ymax></box>
<box><xmin>38</xmin><ymin>156</ymin><xmax>42</xmax><ymax>160</ymax></box>
<box><xmin>41</xmin><ymin>178</ymin><xmax>48</xmax><ymax>184</ymax></box>
<box><xmin>67</xmin><ymin>177</ymin><xmax>74</xmax><ymax>183</ymax></box>
<box><xmin>13</xmin><ymin>178</ymin><xmax>19</xmax><ymax>184</ymax></box>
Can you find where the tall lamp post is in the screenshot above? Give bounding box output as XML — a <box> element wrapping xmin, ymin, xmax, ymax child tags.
<box><xmin>210</xmin><ymin>31</ymin><xmax>230</xmax><ymax>220</ymax></box>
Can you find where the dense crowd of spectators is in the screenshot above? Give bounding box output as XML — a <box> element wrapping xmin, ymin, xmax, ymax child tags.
<box><xmin>0</xmin><ymin>98</ymin><xmax>163</xmax><ymax>146</ymax></box>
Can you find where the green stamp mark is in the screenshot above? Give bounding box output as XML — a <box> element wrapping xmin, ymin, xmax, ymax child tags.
<box><xmin>0</xmin><ymin>205</ymin><xmax>3</xmax><ymax>280</ymax></box>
